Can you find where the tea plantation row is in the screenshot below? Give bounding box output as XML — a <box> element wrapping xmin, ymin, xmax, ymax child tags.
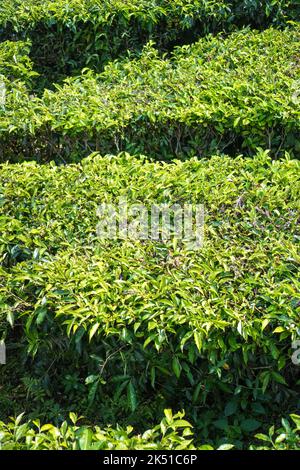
<box><xmin>0</xmin><ymin>411</ymin><xmax>300</xmax><ymax>450</ymax></box>
<box><xmin>0</xmin><ymin>0</ymin><xmax>299</xmax><ymax>453</ymax></box>
<box><xmin>1</xmin><ymin>26</ymin><xmax>300</xmax><ymax>161</ymax></box>
<box><xmin>0</xmin><ymin>1</ymin><xmax>299</xmax><ymax>83</ymax></box>
<box><xmin>0</xmin><ymin>151</ymin><xmax>299</xmax><ymax>447</ymax></box>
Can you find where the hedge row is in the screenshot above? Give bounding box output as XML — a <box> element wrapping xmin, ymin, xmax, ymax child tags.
<box><xmin>0</xmin><ymin>411</ymin><xmax>299</xmax><ymax>450</ymax></box>
<box><xmin>0</xmin><ymin>1</ymin><xmax>299</xmax><ymax>83</ymax></box>
<box><xmin>2</xmin><ymin>0</ymin><xmax>298</xmax><ymax>31</ymax></box>
<box><xmin>1</xmin><ymin>27</ymin><xmax>300</xmax><ymax>161</ymax></box>
<box><xmin>0</xmin><ymin>151</ymin><xmax>299</xmax><ymax>439</ymax></box>
<box><xmin>0</xmin><ymin>410</ymin><xmax>202</xmax><ymax>450</ymax></box>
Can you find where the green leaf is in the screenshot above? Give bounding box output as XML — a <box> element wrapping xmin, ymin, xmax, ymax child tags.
<box><xmin>255</xmin><ymin>433</ymin><xmax>270</xmax><ymax>442</ymax></box>
<box><xmin>7</xmin><ymin>310</ymin><xmax>14</xmax><ymax>327</ymax></box>
<box><xmin>89</xmin><ymin>322</ymin><xmax>100</xmax><ymax>341</ymax></box>
<box><xmin>164</xmin><ymin>409</ymin><xmax>173</xmax><ymax>424</ymax></box>
<box><xmin>290</xmin><ymin>414</ymin><xmax>300</xmax><ymax>429</ymax></box>
<box><xmin>78</xmin><ymin>428</ymin><xmax>93</xmax><ymax>450</ymax></box>
<box><xmin>217</xmin><ymin>444</ymin><xmax>234</xmax><ymax>450</ymax></box>
<box><xmin>127</xmin><ymin>381</ymin><xmax>137</xmax><ymax>412</ymax></box>
<box><xmin>36</xmin><ymin>307</ymin><xmax>47</xmax><ymax>326</ymax></box>
<box><xmin>193</xmin><ymin>331</ymin><xmax>202</xmax><ymax>352</ymax></box>
<box><xmin>173</xmin><ymin>419</ymin><xmax>192</xmax><ymax>428</ymax></box>
<box><xmin>172</xmin><ymin>356</ymin><xmax>182</xmax><ymax>379</ymax></box>
<box><xmin>271</xmin><ymin>372</ymin><xmax>287</xmax><ymax>386</ymax></box>
<box><xmin>241</xmin><ymin>419</ymin><xmax>261</xmax><ymax>433</ymax></box>
<box><xmin>224</xmin><ymin>400</ymin><xmax>238</xmax><ymax>417</ymax></box>
<box><xmin>213</xmin><ymin>419</ymin><xmax>228</xmax><ymax>431</ymax></box>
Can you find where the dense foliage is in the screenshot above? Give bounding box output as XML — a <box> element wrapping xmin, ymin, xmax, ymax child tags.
<box><xmin>0</xmin><ymin>152</ymin><xmax>299</xmax><ymax>448</ymax></box>
<box><xmin>0</xmin><ymin>411</ymin><xmax>299</xmax><ymax>450</ymax></box>
<box><xmin>1</xmin><ymin>27</ymin><xmax>300</xmax><ymax>161</ymax></box>
<box><xmin>0</xmin><ymin>40</ymin><xmax>36</xmax><ymax>84</ymax></box>
<box><xmin>0</xmin><ymin>0</ymin><xmax>299</xmax><ymax>453</ymax></box>
<box><xmin>0</xmin><ymin>1</ymin><xmax>299</xmax><ymax>84</ymax></box>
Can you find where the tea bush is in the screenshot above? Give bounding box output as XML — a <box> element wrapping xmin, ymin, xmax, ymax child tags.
<box><xmin>251</xmin><ymin>414</ymin><xmax>300</xmax><ymax>450</ymax></box>
<box><xmin>1</xmin><ymin>27</ymin><xmax>300</xmax><ymax>161</ymax></box>
<box><xmin>0</xmin><ymin>410</ymin><xmax>200</xmax><ymax>450</ymax></box>
<box><xmin>0</xmin><ymin>1</ymin><xmax>298</xmax><ymax>84</ymax></box>
<box><xmin>0</xmin><ymin>412</ymin><xmax>299</xmax><ymax>450</ymax></box>
<box><xmin>0</xmin><ymin>40</ymin><xmax>39</xmax><ymax>161</ymax></box>
<box><xmin>0</xmin><ymin>0</ymin><xmax>300</xmax><ymax>453</ymax></box>
<box><xmin>0</xmin><ymin>151</ymin><xmax>299</xmax><ymax>442</ymax></box>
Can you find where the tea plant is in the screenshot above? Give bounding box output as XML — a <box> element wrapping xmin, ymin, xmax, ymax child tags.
<box><xmin>0</xmin><ymin>1</ymin><xmax>298</xmax><ymax>84</ymax></box>
<box><xmin>0</xmin><ymin>150</ymin><xmax>299</xmax><ymax>439</ymax></box>
<box><xmin>0</xmin><ymin>27</ymin><xmax>300</xmax><ymax>161</ymax></box>
<box><xmin>0</xmin><ymin>0</ymin><xmax>299</xmax><ymax>452</ymax></box>
<box><xmin>0</xmin><ymin>411</ymin><xmax>299</xmax><ymax>450</ymax></box>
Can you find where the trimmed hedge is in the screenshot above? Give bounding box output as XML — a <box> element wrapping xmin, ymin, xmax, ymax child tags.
<box><xmin>0</xmin><ymin>0</ymin><xmax>299</xmax><ymax>454</ymax></box>
<box><xmin>0</xmin><ymin>1</ymin><xmax>299</xmax><ymax>83</ymax></box>
<box><xmin>0</xmin><ymin>40</ymin><xmax>38</xmax><ymax>163</ymax></box>
<box><xmin>2</xmin><ymin>0</ymin><xmax>298</xmax><ymax>31</ymax></box>
<box><xmin>0</xmin><ymin>410</ymin><xmax>201</xmax><ymax>450</ymax></box>
<box><xmin>0</xmin><ymin>151</ymin><xmax>299</xmax><ymax>439</ymax></box>
<box><xmin>1</xmin><ymin>27</ymin><xmax>300</xmax><ymax>161</ymax></box>
<box><xmin>0</xmin><ymin>411</ymin><xmax>299</xmax><ymax>450</ymax></box>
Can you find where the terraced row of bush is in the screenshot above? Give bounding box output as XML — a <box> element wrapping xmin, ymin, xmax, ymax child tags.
<box><xmin>0</xmin><ymin>1</ymin><xmax>299</xmax><ymax>84</ymax></box>
<box><xmin>0</xmin><ymin>151</ymin><xmax>299</xmax><ymax>446</ymax></box>
<box><xmin>1</xmin><ymin>411</ymin><xmax>300</xmax><ymax>450</ymax></box>
<box><xmin>1</xmin><ymin>0</ymin><xmax>299</xmax><ymax>452</ymax></box>
<box><xmin>1</xmin><ymin>27</ymin><xmax>300</xmax><ymax>162</ymax></box>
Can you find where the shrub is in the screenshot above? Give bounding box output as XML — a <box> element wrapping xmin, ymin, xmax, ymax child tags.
<box><xmin>0</xmin><ymin>410</ymin><xmax>198</xmax><ymax>450</ymax></box>
<box><xmin>251</xmin><ymin>414</ymin><xmax>300</xmax><ymax>450</ymax></box>
<box><xmin>0</xmin><ymin>1</ymin><xmax>299</xmax><ymax>84</ymax></box>
<box><xmin>0</xmin><ymin>150</ymin><xmax>299</xmax><ymax>436</ymax></box>
<box><xmin>1</xmin><ymin>27</ymin><xmax>299</xmax><ymax>161</ymax></box>
<box><xmin>0</xmin><ymin>411</ymin><xmax>299</xmax><ymax>450</ymax></box>
<box><xmin>0</xmin><ymin>1</ymin><xmax>299</xmax><ymax>451</ymax></box>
